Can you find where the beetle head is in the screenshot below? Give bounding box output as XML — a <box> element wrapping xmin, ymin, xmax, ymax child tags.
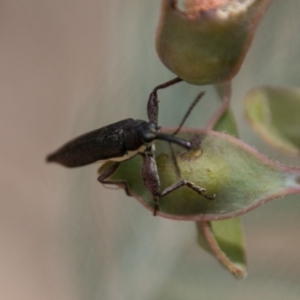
<box><xmin>138</xmin><ymin>121</ymin><xmax>191</xmax><ymax>149</ymax></box>
<box><xmin>138</xmin><ymin>122</ymin><xmax>159</xmax><ymax>144</ymax></box>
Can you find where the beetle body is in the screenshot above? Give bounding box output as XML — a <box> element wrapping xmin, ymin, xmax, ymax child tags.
<box><xmin>47</xmin><ymin>119</ymin><xmax>146</xmax><ymax>167</ymax></box>
<box><xmin>47</xmin><ymin>118</ymin><xmax>192</xmax><ymax>168</ymax></box>
<box><xmin>47</xmin><ymin>78</ymin><xmax>214</xmax><ymax>215</ymax></box>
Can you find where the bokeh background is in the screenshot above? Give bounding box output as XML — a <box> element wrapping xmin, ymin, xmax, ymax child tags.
<box><xmin>1</xmin><ymin>1</ymin><xmax>300</xmax><ymax>299</ymax></box>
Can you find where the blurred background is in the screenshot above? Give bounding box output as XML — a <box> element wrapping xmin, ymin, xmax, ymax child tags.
<box><xmin>1</xmin><ymin>0</ymin><xmax>300</xmax><ymax>299</ymax></box>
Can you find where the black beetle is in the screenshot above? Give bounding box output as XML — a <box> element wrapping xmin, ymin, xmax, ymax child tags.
<box><xmin>47</xmin><ymin>78</ymin><xmax>214</xmax><ymax>215</ymax></box>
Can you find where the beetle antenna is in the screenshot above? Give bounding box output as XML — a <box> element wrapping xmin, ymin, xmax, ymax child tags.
<box><xmin>172</xmin><ymin>91</ymin><xmax>205</xmax><ymax>136</ymax></box>
<box><xmin>168</xmin><ymin>91</ymin><xmax>205</xmax><ymax>180</ymax></box>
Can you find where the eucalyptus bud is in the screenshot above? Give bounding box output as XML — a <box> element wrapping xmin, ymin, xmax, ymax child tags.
<box><xmin>156</xmin><ymin>0</ymin><xmax>272</xmax><ymax>84</ymax></box>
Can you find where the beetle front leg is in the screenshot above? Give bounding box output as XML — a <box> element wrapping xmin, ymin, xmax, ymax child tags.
<box><xmin>147</xmin><ymin>77</ymin><xmax>183</xmax><ymax>124</ymax></box>
<box><xmin>141</xmin><ymin>152</ymin><xmax>161</xmax><ymax>216</ymax></box>
<box><xmin>98</xmin><ymin>162</ymin><xmax>131</xmax><ymax>196</ymax></box>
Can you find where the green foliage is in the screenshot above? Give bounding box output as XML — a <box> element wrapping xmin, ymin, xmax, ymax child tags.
<box><xmin>245</xmin><ymin>86</ymin><xmax>300</xmax><ymax>155</ymax></box>
<box><xmin>99</xmin><ymin>0</ymin><xmax>300</xmax><ymax>278</ymax></box>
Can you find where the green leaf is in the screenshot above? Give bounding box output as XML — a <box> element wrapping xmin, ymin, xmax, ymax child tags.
<box><xmin>196</xmin><ymin>219</ymin><xmax>247</xmax><ymax>278</ymax></box>
<box><xmin>99</xmin><ymin>129</ymin><xmax>300</xmax><ymax>220</ymax></box>
<box><xmin>212</xmin><ymin>109</ymin><xmax>238</xmax><ymax>136</ymax></box>
<box><xmin>245</xmin><ymin>85</ymin><xmax>300</xmax><ymax>155</ymax></box>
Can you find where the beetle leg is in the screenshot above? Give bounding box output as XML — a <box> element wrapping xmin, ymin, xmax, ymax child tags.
<box><xmin>141</xmin><ymin>150</ymin><xmax>216</xmax><ymax>216</ymax></box>
<box><xmin>140</xmin><ymin>152</ymin><xmax>161</xmax><ymax>216</ymax></box>
<box><xmin>98</xmin><ymin>162</ymin><xmax>131</xmax><ymax>196</ymax></box>
<box><xmin>160</xmin><ymin>179</ymin><xmax>216</xmax><ymax>200</ymax></box>
<box><xmin>147</xmin><ymin>77</ymin><xmax>183</xmax><ymax>124</ymax></box>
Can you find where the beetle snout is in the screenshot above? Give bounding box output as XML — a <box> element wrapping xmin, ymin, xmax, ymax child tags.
<box><xmin>138</xmin><ymin>122</ymin><xmax>159</xmax><ymax>144</ymax></box>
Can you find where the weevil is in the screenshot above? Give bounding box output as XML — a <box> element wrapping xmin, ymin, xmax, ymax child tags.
<box><xmin>47</xmin><ymin>77</ymin><xmax>214</xmax><ymax>215</ymax></box>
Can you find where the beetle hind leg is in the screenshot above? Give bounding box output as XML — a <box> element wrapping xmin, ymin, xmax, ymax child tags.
<box><xmin>98</xmin><ymin>162</ymin><xmax>131</xmax><ymax>196</ymax></box>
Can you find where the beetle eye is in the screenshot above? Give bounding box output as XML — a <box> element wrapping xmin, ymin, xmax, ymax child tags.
<box><xmin>139</xmin><ymin>122</ymin><xmax>158</xmax><ymax>144</ymax></box>
<box><xmin>148</xmin><ymin>122</ymin><xmax>158</xmax><ymax>130</ymax></box>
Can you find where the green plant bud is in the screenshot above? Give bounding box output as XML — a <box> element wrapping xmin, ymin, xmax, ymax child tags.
<box><xmin>245</xmin><ymin>85</ymin><xmax>300</xmax><ymax>155</ymax></box>
<box><xmin>156</xmin><ymin>0</ymin><xmax>272</xmax><ymax>84</ymax></box>
<box><xmin>100</xmin><ymin>129</ymin><xmax>300</xmax><ymax>220</ymax></box>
